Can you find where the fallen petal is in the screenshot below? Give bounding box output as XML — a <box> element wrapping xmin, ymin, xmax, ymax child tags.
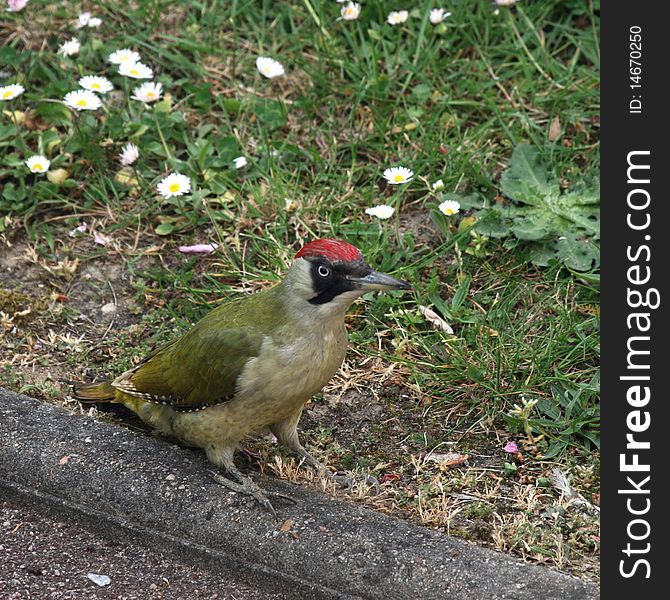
<box><xmin>93</xmin><ymin>231</ymin><xmax>112</xmax><ymax>246</ymax></box>
<box><xmin>68</xmin><ymin>223</ymin><xmax>88</xmax><ymax>237</ymax></box>
<box><xmin>503</xmin><ymin>441</ymin><xmax>519</xmax><ymax>454</ymax></box>
<box><xmin>426</xmin><ymin>452</ymin><xmax>470</xmax><ymax>467</ymax></box>
<box><xmin>178</xmin><ymin>243</ymin><xmax>218</xmax><ymax>254</ymax></box>
<box><xmin>418</xmin><ymin>305</ymin><xmax>454</xmax><ymax>334</ymax></box>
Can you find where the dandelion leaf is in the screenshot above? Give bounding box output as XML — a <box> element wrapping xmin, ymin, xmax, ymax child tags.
<box><xmin>509</xmin><ymin>210</ymin><xmax>556</xmax><ymax>240</ymax></box>
<box><xmin>555</xmin><ymin>234</ymin><xmax>599</xmax><ymax>272</ymax></box>
<box><xmin>500</xmin><ymin>144</ymin><xmax>560</xmax><ymax>205</ymax></box>
<box><xmin>494</xmin><ymin>144</ymin><xmax>600</xmax><ymax>271</ymax></box>
<box><xmin>474</xmin><ymin>206</ymin><xmax>512</xmax><ymax>238</ymax></box>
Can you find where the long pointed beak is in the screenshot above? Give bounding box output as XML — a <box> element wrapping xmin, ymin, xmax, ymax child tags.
<box><xmin>351</xmin><ymin>269</ymin><xmax>412</xmax><ymax>292</ymax></box>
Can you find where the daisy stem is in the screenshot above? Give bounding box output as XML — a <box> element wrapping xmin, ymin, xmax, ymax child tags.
<box><xmin>152</xmin><ymin>105</ymin><xmax>173</xmax><ymax>163</ymax></box>
<box><xmin>72</xmin><ymin>112</ymin><xmax>84</xmax><ymax>144</ymax></box>
<box><xmin>10</xmin><ymin>109</ymin><xmax>29</xmax><ymax>153</ymax></box>
<box><xmin>132</xmin><ymin>165</ymin><xmax>148</xmax><ymax>188</ymax></box>
<box><xmin>393</xmin><ymin>188</ymin><xmax>405</xmax><ymax>251</ymax></box>
<box><xmin>394</xmin><ymin>210</ymin><xmax>404</xmax><ymax>251</ymax></box>
<box><xmin>122</xmin><ymin>78</ymin><xmax>134</xmax><ymax>122</ymax></box>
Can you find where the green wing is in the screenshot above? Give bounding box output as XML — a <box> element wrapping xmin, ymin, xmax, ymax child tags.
<box><xmin>113</xmin><ymin>326</ymin><xmax>264</xmax><ymax>411</ymax></box>
<box><xmin>112</xmin><ymin>285</ymin><xmax>287</xmax><ymax>411</ymax></box>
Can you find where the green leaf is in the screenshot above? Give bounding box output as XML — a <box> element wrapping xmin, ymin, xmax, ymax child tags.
<box><xmin>34</xmin><ymin>102</ymin><xmax>72</xmax><ymax>126</ymax></box>
<box><xmin>451</xmin><ymin>275</ymin><xmax>471</xmax><ymax>311</ymax></box>
<box><xmin>474</xmin><ymin>207</ymin><xmax>512</xmax><ymax>238</ymax></box>
<box><xmin>411</xmin><ymin>83</ymin><xmax>432</xmax><ymax>104</ymax></box>
<box><xmin>155</xmin><ymin>222</ymin><xmax>175</xmax><ymax>235</ymax></box>
<box><xmin>510</xmin><ymin>210</ymin><xmax>556</xmax><ymax>240</ymax></box>
<box><xmin>468</xmin><ymin>143</ymin><xmax>601</xmax><ymax>271</ymax></box>
<box><xmin>555</xmin><ymin>234</ymin><xmax>599</xmax><ymax>272</ymax></box>
<box><xmin>220</xmin><ymin>98</ymin><xmax>241</xmax><ymax>115</ymax></box>
<box><xmin>0</xmin><ymin>47</ymin><xmax>24</xmax><ymax>66</ymax></box>
<box><xmin>500</xmin><ymin>144</ymin><xmax>560</xmax><ymax>205</ymax></box>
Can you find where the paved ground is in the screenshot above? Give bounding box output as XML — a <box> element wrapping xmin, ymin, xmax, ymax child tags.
<box><xmin>0</xmin><ymin>389</ymin><xmax>599</xmax><ymax>599</ymax></box>
<box><xmin>1</xmin><ymin>500</ymin><xmax>281</xmax><ymax>599</ymax></box>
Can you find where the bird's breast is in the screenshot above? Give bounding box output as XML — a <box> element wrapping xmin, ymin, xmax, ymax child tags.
<box><xmin>235</xmin><ymin>324</ymin><xmax>348</xmax><ymax>416</ymax></box>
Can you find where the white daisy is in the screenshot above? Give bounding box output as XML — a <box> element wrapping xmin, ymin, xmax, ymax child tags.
<box><xmin>383</xmin><ymin>166</ymin><xmax>413</xmax><ymax>185</ymax></box>
<box><xmin>131</xmin><ymin>81</ymin><xmax>163</xmax><ymax>103</ymax></box>
<box><xmin>119</xmin><ymin>61</ymin><xmax>153</xmax><ymax>79</ymax></box>
<box><xmin>495</xmin><ymin>0</ymin><xmax>517</xmax><ymax>5</ymax></box>
<box><xmin>119</xmin><ymin>143</ymin><xmax>139</xmax><ymax>166</ymax></box>
<box><xmin>438</xmin><ymin>199</ymin><xmax>460</xmax><ymax>216</ymax></box>
<box><xmin>25</xmin><ymin>155</ymin><xmax>50</xmax><ymax>174</ymax></box>
<box><xmin>429</xmin><ymin>8</ymin><xmax>451</xmax><ymax>24</ymax></box>
<box><xmin>75</xmin><ymin>12</ymin><xmax>91</xmax><ymax>28</ymax></box>
<box><xmin>256</xmin><ymin>56</ymin><xmax>285</xmax><ymax>79</ymax></box>
<box><xmin>365</xmin><ymin>205</ymin><xmax>395</xmax><ymax>220</ymax></box>
<box><xmin>108</xmin><ymin>49</ymin><xmax>141</xmax><ymax>65</ymax></box>
<box><xmin>432</xmin><ymin>179</ymin><xmax>445</xmax><ymax>191</ymax></box>
<box><xmin>63</xmin><ymin>89</ymin><xmax>102</xmax><ymax>111</ymax></box>
<box><xmin>0</xmin><ymin>84</ymin><xmax>25</xmax><ymax>101</ymax></box>
<box><xmin>157</xmin><ymin>173</ymin><xmax>191</xmax><ymax>198</ymax></box>
<box><xmin>57</xmin><ymin>38</ymin><xmax>81</xmax><ymax>57</ymax></box>
<box><xmin>87</xmin><ymin>17</ymin><xmax>102</xmax><ymax>27</ymax></box>
<box><xmin>340</xmin><ymin>2</ymin><xmax>361</xmax><ymax>20</ymax></box>
<box><xmin>387</xmin><ymin>10</ymin><xmax>409</xmax><ymax>25</ymax></box>
<box><xmin>232</xmin><ymin>156</ymin><xmax>247</xmax><ymax>169</ymax></box>
<box><xmin>78</xmin><ymin>76</ymin><xmax>113</xmax><ymax>94</ymax></box>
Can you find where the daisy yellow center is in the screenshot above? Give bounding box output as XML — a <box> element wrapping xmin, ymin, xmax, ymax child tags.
<box><xmin>345</xmin><ymin>8</ymin><xmax>354</xmax><ymax>15</ymax></box>
<box><xmin>3</xmin><ymin>91</ymin><xmax>12</xmax><ymax>99</ymax></box>
<box><xmin>33</xmin><ymin>163</ymin><xmax>43</xmax><ymax>171</ymax></box>
<box><xmin>121</xmin><ymin>56</ymin><xmax>130</xmax><ymax>61</ymax></box>
<box><xmin>393</xmin><ymin>174</ymin><xmax>405</xmax><ymax>182</ymax></box>
<box><xmin>77</xmin><ymin>99</ymin><xmax>87</xmax><ymax>107</ymax></box>
<box><xmin>130</xmin><ymin>69</ymin><xmax>139</xmax><ymax>75</ymax></box>
<box><xmin>91</xmin><ymin>83</ymin><xmax>100</xmax><ymax>89</ymax></box>
<box><xmin>169</xmin><ymin>183</ymin><xmax>180</xmax><ymax>193</ymax></box>
<box><xmin>444</xmin><ymin>208</ymin><xmax>455</xmax><ymax>215</ymax></box>
<box><xmin>147</xmin><ymin>92</ymin><xmax>155</xmax><ymax>98</ymax></box>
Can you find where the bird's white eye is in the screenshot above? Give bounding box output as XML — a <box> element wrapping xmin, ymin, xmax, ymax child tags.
<box><xmin>317</xmin><ymin>265</ymin><xmax>330</xmax><ymax>277</ymax></box>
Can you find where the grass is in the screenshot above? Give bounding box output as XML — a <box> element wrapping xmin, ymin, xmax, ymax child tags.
<box><xmin>1</xmin><ymin>0</ymin><xmax>600</xmax><ymax>582</ymax></box>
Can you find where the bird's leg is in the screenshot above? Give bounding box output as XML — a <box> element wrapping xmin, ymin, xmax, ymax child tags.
<box><xmin>270</xmin><ymin>411</ymin><xmax>380</xmax><ymax>493</ymax></box>
<box><xmin>292</xmin><ymin>445</ymin><xmax>354</xmax><ymax>489</ymax></box>
<box><xmin>206</xmin><ymin>444</ymin><xmax>278</xmax><ymax>517</ymax></box>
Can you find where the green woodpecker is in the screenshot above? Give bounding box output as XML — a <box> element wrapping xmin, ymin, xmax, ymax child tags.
<box><xmin>74</xmin><ymin>238</ymin><xmax>411</xmax><ymax>514</ymax></box>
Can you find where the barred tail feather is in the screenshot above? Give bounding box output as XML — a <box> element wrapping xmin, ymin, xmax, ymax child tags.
<box><xmin>73</xmin><ymin>380</ymin><xmax>116</xmax><ymax>402</ymax></box>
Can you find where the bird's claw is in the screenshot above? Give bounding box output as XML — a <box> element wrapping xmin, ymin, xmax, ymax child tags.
<box><xmin>330</xmin><ymin>471</ymin><xmax>353</xmax><ymax>490</ymax></box>
<box><xmin>331</xmin><ymin>471</ymin><xmax>381</xmax><ymax>494</ymax></box>
<box><xmin>268</xmin><ymin>491</ymin><xmax>298</xmax><ymax>505</ymax></box>
<box><xmin>209</xmin><ymin>469</ymin><xmax>279</xmax><ymax>520</ymax></box>
<box><xmin>294</xmin><ymin>449</ymin><xmax>380</xmax><ymax>495</ymax></box>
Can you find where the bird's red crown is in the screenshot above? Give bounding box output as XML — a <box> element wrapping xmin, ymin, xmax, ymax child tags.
<box><xmin>295</xmin><ymin>238</ymin><xmax>362</xmax><ymax>263</ymax></box>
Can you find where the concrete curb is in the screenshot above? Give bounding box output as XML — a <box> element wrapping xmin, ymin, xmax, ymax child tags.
<box><xmin>0</xmin><ymin>389</ymin><xmax>599</xmax><ymax>599</ymax></box>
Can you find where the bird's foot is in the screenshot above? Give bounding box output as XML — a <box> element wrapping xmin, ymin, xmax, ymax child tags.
<box><xmin>330</xmin><ymin>471</ymin><xmax>381</xmax><ymax>494</ymax></box>
<box><xmin>295</xmin><ymin>449</ymin><xmax>380</xmax><ymax>494</ymax></box>
<box><xmin>210</xmin><ymin>467</ymin><xmax>287</xmax><ymax>519</ymax></box>
<box><xmin>239</xmin><ymin>446</ymin><xmax>262</xmax><ymax>462</ymax></box>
